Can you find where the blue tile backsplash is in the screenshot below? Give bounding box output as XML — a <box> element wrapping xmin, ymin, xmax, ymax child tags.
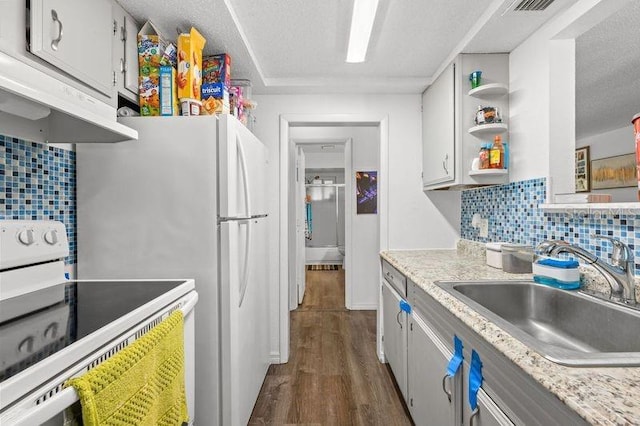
<box><xmin>0</xmin><ymin>135</ymin><xmax>76</xmax><ymax>265</ymax></box>
<box><xmin>461</xmin><ymin>178</ymin><xmax>640</xmax><ymax>275</ymax></box>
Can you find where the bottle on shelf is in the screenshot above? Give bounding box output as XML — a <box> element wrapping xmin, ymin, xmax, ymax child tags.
<box><xmin>489</xmin><ymin>135</ymin><xmax>504</xmax><ymax>169</ymax></box>
<box><xmin>479</xmin><ymin>144</ymin><xmax>490</xmax><ymax>169</ymax></box>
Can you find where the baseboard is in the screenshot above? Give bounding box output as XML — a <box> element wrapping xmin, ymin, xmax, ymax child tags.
<box><xmin>348</xmin><ymin>303</ymin><xmax>378</xmax><ymax>310</ymax></box>
<box><xmin>269</xmin><ymin>352</ymin><xmax>282</xmax><ymax>364</ymax></box>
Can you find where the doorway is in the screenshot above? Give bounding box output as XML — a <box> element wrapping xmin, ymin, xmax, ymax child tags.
<box><xmin>279</xmin><ymin>114</ymin><xmax>389</xmax><ymax>363</ymax></box>
<box><xmin>293</xmin><ymin>140</ymin><xmax>350</xmax><ymax>308</ymax></box>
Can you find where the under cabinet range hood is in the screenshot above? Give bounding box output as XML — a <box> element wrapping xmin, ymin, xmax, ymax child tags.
<box><xmin>0</xmin><ymin>51</ymin><xmax>137</xmax><ymax>143</ymax></box>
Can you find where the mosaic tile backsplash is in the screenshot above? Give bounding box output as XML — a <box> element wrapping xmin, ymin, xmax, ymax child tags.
<box><xmin>0</xmin><ymin>135</ymin><xmax>76</xmax><ymax>265</ymax></box>
<box><xmin>461</xmin><ymin>178</ymin><xmax>640</xmax><ymax>275</ymax></box>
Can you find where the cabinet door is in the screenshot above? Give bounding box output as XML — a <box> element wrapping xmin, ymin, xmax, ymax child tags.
<box><xmin>30</xmin><ymin>0</ymin><xmax>113</xmax><ymax>96</ymax></box>
<box><xmin>463</xmin><ymin>363</ymin><xmax>514</xmax><ymax>426</ymax></box>
<box><xmin>123</xmin><ymin>13</ymin><xmax>140</xmax><ymax>97</ymax></box>
<box><xmin>408</xmin><ymin>313</ymin><xmax>459</xmax><ymax>426</ymax></box>
<box><xmin>382</xmin><ymin>281</ymin><xmax>408</xmax><ymax>400</ymax></box>
<box><xmin>422</xmin><ymin>63</ymin><xmax>455</xmax><ymax>187</ymax></box>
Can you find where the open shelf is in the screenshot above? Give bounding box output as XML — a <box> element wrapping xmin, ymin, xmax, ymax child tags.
<box><xmin>468</xmin><ymin>83</ymin><xmax>509</xmax><ymax>98</ymax></box>
<box><xmin>468</xmin><ymin>169</ymin><xmax>508</xmax><ymax>177</ymax></box>
<box><xmin>539</xmin><ymin>202</ymin><xmax>640</xmax><ymax>213</ymax></box>
<box><xmin>468</xmin><ymin>123</ymin><xmax>508</xmax><ymax>137</ymax></box>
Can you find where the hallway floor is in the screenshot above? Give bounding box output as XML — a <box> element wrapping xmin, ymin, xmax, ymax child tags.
<box><xmin>249</xmin><ymin>269</ymin><xmax>412</xmax><ymax>425</ymax></box>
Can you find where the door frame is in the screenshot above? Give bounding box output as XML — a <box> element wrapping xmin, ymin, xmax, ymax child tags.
<box><xmin>279</xmin><ymin>114</ymin><xmax>389</xmax><ymax>363</ymax></box>
<box><xmin>289</xmin><ymin>138</ymin><xmax>352</xmax><ymax>311</ymax></box>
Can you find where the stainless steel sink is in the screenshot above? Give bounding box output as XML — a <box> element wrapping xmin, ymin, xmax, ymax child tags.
<box><xmin>434</xmin><ymin>280</ymin><xmax>640</xmax><ymax>367</ymax></box>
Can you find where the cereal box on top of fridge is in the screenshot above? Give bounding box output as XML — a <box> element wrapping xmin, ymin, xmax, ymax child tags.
<box><xmin>137</xmin><ymin>21</ymin><xmax>167</xmax><ymax>69</ymax></box>
<box><xmin>139</xmin><ymin>75</ymin><xmax>160</xmax><ymax>116</ymax></box>
<box><xmin>177</xmin><ymin>27</ymin><xmax>206</xmax><ymax>100</ymax></box>
<box><xmin>202</xmin><ymin>54</ymin><xmax>231</xmax><ymax>88</ymax></box>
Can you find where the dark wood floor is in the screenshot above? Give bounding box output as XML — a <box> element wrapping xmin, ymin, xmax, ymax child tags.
<box><xmin>249</xmin><ymin>269</ymin><xmax>412</xmax><ymax>425</ymax></box>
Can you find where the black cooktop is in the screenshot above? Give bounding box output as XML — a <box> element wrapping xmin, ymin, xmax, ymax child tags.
<box><xmin>0</xmin><ymin>280</ymin><xmax>186</xmax><ymax>382</ymax></box>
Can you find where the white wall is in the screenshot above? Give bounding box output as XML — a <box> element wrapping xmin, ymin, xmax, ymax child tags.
<box><xmin>251</xmin><ymin>94</ymin><xmax>461</xmax><ymax>356</ymax></box>
<box><xmin>509</xmin><ymin>0</ymin><xmax>629</xmax><ymax>190</ymax></box>
<box><xmin>303</xmin><ymin>151</ymin><xmax>344</xmax><ymax>169</ymax></box>
<box><xmin>577</xmin><ymin>124</ymin><xmax>636</xmax><ymax>202</ymax></box>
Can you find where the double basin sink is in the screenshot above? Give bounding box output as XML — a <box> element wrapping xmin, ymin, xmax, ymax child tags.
<box><xmin>435</xmin><ymin>280</ymin><xmax>640</xmax><ymax>367</ymax></box>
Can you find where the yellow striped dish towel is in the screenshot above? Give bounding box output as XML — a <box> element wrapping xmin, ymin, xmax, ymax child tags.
<box><xmin>66</xmin><ymin>310</ymin><xmax>189</xmax><ymax>426</ymax></box>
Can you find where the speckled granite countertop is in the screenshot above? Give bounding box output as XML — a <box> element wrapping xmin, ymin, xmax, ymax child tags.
<box><xmin>381</xmin><ymin>244</ymin><xmax>640</xmax><ymax>426</ymax></box>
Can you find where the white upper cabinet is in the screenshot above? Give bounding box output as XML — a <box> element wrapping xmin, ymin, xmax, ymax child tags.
<box><xmin>422</xmin><ymin>63</ymin><xmax>455</xmax><ymax>187</ymax></box>
<box><xmin>30</xmin><ymin>0</ymin><xmax>113</xmax><ymax>97</ymax></box>
<box><xmin>112</xmin><ymin>2</ymin><xmax>140</xmax><ymax>103</ymax></box>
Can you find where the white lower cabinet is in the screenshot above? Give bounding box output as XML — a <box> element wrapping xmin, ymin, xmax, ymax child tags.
<box><xmin>408</xmin><ymin>312</ymin><xmax>460</xmax><ymax>426</ymax></box>
<box><xmin>465</xmin><ymin>388</ymin><xmax>514</xmax><ymax>426</ymax></box>
<box><xmin>382</xmin><ymin>281</ymin><xmax>408</xmax><ymax>400</ymax></box>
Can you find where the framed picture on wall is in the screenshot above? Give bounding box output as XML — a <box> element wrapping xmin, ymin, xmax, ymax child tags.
<box><xmin>356</xmin><ymin>171</ymin><xmax>377</xmax><ymax>214</ymax></box>
<box><xmin>591</xmin><ymin>153</ymin><xmax>637</xmax><ymax>190</ymax></box>
<box><xmin>575</xmin><ymin>146</ymin><xmax>590</xmax><ymax>192</ymax></box>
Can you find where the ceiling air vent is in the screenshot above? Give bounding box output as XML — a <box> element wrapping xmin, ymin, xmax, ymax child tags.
<box><xmin>511</xmin><ymin>0</ymin><xmax>555</xmax><ymax>12</ymax></box>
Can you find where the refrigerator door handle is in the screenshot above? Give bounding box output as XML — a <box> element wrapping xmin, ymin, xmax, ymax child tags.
<box><xmin>238</xmin><ymin>219</ymin><xmax>252</xmax><ymax>307</ymax></box>
<box><xmin>237</xmin><ymin>134</ymin><xmax>252</xmax><ymax>218</ymax></box>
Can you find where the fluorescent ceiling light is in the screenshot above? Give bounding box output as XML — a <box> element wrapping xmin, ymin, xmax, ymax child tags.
<box><xmin>346</xmin><ymin>0</ymin><xmax>379</xmax><ymax>63</ymax></box>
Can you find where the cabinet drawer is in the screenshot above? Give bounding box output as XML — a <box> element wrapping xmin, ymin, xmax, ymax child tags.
<box><xmin>382</xmin><ymin>260</ymin><xmax>407</xmax><ymax>298</ymax></box>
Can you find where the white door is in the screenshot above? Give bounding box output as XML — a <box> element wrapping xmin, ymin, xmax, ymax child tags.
<box><xmin>219</xmin><ymin>114</ymin><xmax>269</xmax><ymax>218</ymax></box>
<box><xmin>219</xmin><ymin>218</ymin><xmax>270</xmax><ymax>426</ymax></box>
<box><xmin>295</xmin><ymin>147</ymin><xmax>307</xmax><ymax>304</ymax></box>
<box><xmin>30</xmin><ymin>0</ymin><xmax>113</xmax><ymax>96</ymax></box>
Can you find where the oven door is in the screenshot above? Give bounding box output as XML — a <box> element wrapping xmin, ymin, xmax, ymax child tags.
<box><xmin>0</xmin><ymin>291</ymin><xmax>198</xmax><ymax>426</ymax></box>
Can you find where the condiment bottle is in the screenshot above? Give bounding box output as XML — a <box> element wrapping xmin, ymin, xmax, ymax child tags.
<box><xmin>489</xmin><ymin>135</ymin><xmax>504</xmax><ymax>169</ymax></box>
<box><xmin>479</xmin><ymin>144</ymin><xmax>490</xmax><ymax>169</ymax></box>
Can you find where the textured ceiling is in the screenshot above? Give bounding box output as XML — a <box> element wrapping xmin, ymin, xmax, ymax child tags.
<box><xmin>576</xmin><ymin>0</ymin><xmax>640</xmax><ymax>139</ymax></box>
<box><xmin>117</xmin><ymin>0</ymin><xmax>579</xmax><ymax>94</ymax></box>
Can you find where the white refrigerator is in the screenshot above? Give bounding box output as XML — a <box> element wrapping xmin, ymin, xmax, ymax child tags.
<box><xmin>76</xmin><ymin>114</ymin><xmax>270</xmax><ymax>426</ymax></box>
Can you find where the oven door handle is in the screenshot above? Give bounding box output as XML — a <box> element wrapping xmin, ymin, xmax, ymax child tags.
<box><xmin>8</xmin><ymin>292</ymin><xmax>199</xmax><ymax>426</ymax></box>
<box><xmin>10</xmin><ymin>387</ymin><xmax>79</xmax><ymax>426</ymax></box>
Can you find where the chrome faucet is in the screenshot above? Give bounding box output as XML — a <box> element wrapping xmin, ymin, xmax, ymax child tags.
<box><xmin>536</xmin><ymin>236</ymin><xmax>636</xmax><ymax>305</ymax></box>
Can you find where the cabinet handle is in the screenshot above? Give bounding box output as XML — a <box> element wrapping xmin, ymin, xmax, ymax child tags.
<box><xmin>120</xmin><ymin>58</ymin><xmax>126</xmax><ymax>73</ymax></box>
<box><xmin>396</xmin><ymin>310</ymin><xmax>403</xmax><ymax>329</ymax></box>
<box><xmin>441</xmin><ymin>374</ymin><xmax>452</xmax><ymax>403</ymax></box>
<box><xmin>51</xmin><ymin>10</ymin><xmax>63</xmax><ymax>51</ymax></box>
<box><xmin>442</xmin><ymin>154</ymin><xmax>449</xmax><ymax>174</ymax></box>
<box><xmin>469</xmin><ymin>407</ymin><xmax>479</xmax><ymax>426</ymax></box>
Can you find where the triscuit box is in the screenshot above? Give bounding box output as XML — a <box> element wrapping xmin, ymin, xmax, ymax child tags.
<box><xmin>177</xmin><ymin>28</ymin><xmax>206</xmax><ymax>100</ymax></box>
<box><xmin>138</xmin><ymin>21</ymin><xmax>167</xmax><ymax>69</ymax></box>
<box><xmin>201</xmin><ymin>82</ymin><xmax>229</xmax><ymax>115</ymax></box>
<box><xmin>201</xmin><ymin>97</ymin><xmax>230</xmax><ymax>115</ymax></box>
<box><xmin>159</xmin><ymin>66</ymin><xmax>178</xmax><ymax>116</ymax></box>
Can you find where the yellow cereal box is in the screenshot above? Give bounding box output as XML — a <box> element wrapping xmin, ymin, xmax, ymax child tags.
<box><xmin>177</xmin><ymin>28</ymin><xmax>206</xmax><ymax>100</ymax></box>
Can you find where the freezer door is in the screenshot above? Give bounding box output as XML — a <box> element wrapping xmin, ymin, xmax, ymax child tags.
<box><xmin>218</xmin><ymin>114</ymin><xmax>269</xmax><ymax>218</ymax></box>
<box><xmin>219</xmin><ymin>219</ymin><xmax>270</xmax><ymax>426</ymax></box>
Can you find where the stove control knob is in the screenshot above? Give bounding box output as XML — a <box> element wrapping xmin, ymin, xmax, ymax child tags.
<box><xmin>44</xmin><ymin>322</ymin><xmax>60</xmax><ymax>340</ymax></box>
<box><xmin>44</xmin><ymin>229</ymin><xmax>59</xmax><ymax>245</ymax></box>
<box><xmin>18</xmin><ymin>336</ymin><xmax>35</xmax><ymax>353</ymax></box>
<box><xmin>18</xmin><ymin>229</ymin><xmax>35</xmax><ymax>246</ymax></box>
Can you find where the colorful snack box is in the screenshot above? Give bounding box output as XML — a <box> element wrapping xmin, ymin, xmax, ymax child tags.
<box><xmin>160</xmin><ymin>66</ymin><xmax>178</xmax><ymax>116</ymax></box>
<box><xmin>139</xmin><ymin>66</ymin><xmax>178</xmax><ymax>116</ymax></box>
<box><xmin>139</xmin><ymin>75</ymin><xmax>160</xmax><ymax>116</ymax></box>
<box><xmin>177</xmin><ymin>28</ymin><xmax>206</xmax><ymax>100</ymax></box>
<box><xmin>138</xmin><ymin>21</ymin><xmax>166</xmax><ymax>69</ymax></box>
<box><xmin>160</xmin><ymin>43</ymin><xmax>177</xmax><ymax>68</ymax></box>
<box><xmin>202</xmin><ymin>54</ymin><xmax>231</xmax><ymax>88</ymax></box>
